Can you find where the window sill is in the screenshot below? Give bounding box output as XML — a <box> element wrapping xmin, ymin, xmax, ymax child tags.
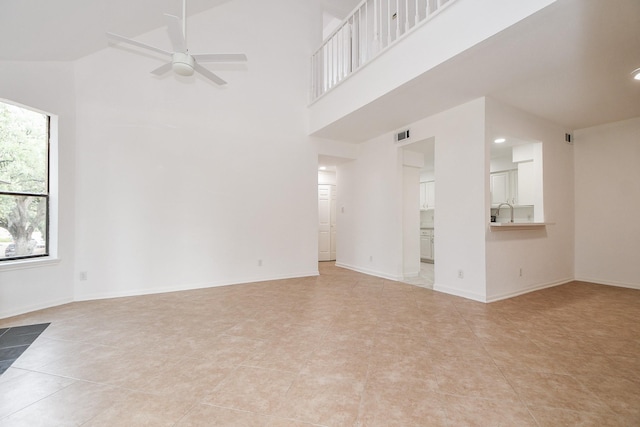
<box><xmin>0</xmin><ymin>256</ymin><xmax>61</xmax><ymax>272</ymax></box>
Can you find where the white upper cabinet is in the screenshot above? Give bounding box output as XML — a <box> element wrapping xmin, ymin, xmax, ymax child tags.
<box><xmin>490</xmin><ymin>170</ymin><xmax>517</xmax><ymax>206</ymax></box>
<box><xmin>517</xmin><ymin>161</ymin><xmax>535</xmax><ymax>206</ymax></box>
<box><xmin>420</xmin><ymin>181</ymin><xmax>435</xmax><ymax>210</ymax></box>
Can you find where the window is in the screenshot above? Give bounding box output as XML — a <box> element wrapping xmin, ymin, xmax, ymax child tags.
<box><xmin>0</xmin><ymin>100</ymin><xmax>50</xmax><ymax>261</ymax></box>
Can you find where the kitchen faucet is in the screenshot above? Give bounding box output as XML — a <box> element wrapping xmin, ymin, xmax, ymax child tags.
<box><xmin>496</xmin><ymin>203</ymin><xmax>514</xmax><ymax>223</ymax></box>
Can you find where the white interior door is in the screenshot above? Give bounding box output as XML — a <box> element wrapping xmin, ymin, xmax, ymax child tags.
<box><xmin>318</xmin><ymin>185</ymin><xmax>331</xmax><ymax>261</ymax></box>
<box><xmin>330</xmin><ymin>186</ymin><xmax>337</xmax><ymax>260</ymax></box>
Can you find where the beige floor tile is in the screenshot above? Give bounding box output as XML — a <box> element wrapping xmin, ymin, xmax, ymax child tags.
<box><xmin>434</xmin><ymin>356</ymin><xmax>519</xmax><ymax>402</ymax></box>
<box><xmin>175</xmin><ymin>404</ymin><xmax>270</xmax><ymax>427</ymax></box>
<box><xmin>367</xmin><ymin>351</ymin><xmax>439</xmax><ymax>390</ymax></box>
<box><xmin>10</xmin><ymin>337</ymin><xmax>97</xmax><ymax>371</ymax></box>
<box><xmin>0</xmin><ymin>381</ymin><xmax>128</xmax><ymax>426</ymax></box>
<box><xmin>0</xmin><ymin>370</ymin><xmax>75</xmax><ymax>419</ymax></box>
<box><xmin>265</xmin><ymin>418</ymin><xmax>322</xmax><ymax>427</ymax></box>
<box><xmin>81</xmin><ymin>391</ymin><xmax>195</xmax><ymax>427</ymax></box>
<box><xmin>358</xmin><ymin>383</ymin><xmax>448</xmax><ymax>427</ymax></box>
<box><xmin>1</xmin><ymin>266</ymin><xmax>639</xmax><ymax>425</ymax></box>
<box><xmin>138</xmin><ymin>356</ymin><xmax>236</xmax><ymax>399</ymax></box>
<box><xmin>574</xmin><ymin>374</ymin><xmax>640</xmax><ymax>419</ymax></box>
<box><xmin>203</xmin><ymin>366</ymin><xmax>297</xmax><ymax>415</ymax></box>
<box><xmin>528</xmin><ymin>406</ymin><xmax>625</xmax><ymax>427</ymax></box>
<box><xmin>502</xmin><ymin>368</ymin><xmax>611</xmax><ymax>413</ymax></box>
<box><xmin>442</xmin><ymin>395</ymin><xmax>538</xmax><ymax>426</ymax></box>
<box><xmin>300</xmin><ymin>346</ymin><xmax>370</xmax><ymax>381</ymax></box>
<box><xmin>275</xmin><ymin>373</ymin><xmax>364</xmax><ymax>426</ymax></box>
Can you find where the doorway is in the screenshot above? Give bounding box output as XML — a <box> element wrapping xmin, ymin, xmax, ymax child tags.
<box><xmin>318</xmin><ymin>184</ymin><xmax>336</xmax><ymax>261</ymax></box>
<box><xmin>401</xmin><ymin>137</ymin><xmax>435</xmax><ymax>288</ymax></box>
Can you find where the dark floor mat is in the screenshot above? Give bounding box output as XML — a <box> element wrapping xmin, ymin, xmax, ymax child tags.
<box><xmin>0</xmin><ymin>323</ymin><xmax>50</xmax><ymax>375</ymax></box>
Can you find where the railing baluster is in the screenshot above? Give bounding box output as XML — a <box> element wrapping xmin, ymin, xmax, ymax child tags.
<box><xmin>405</xmin><ymin>0</ymin><xmax>410</xmax><ymax>32</ymax></box>
<box><xmin>387</xmin><ymin>0</ymin><xmax>392</xmax><ymax>45</ymax></box>
<box><xmin>310</xmin><ymin>0</ymin><xmax>457</xmax><ymax>102</ymax></box>
<box><xmin>396</xmin><ymin>0</ymin><xmax>400</xmax><ymax>39</ymax></box>
<box><xmin>337</xmin><ymin>27</ymin><xmax>342</xmax><ymax>81</ymax></box>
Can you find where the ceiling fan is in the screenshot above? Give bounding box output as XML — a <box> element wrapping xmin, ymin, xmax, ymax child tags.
<box><xmin>106</xmin><ymin>0</ymin><xmax>247</xmax><ymax>85</ymax></box>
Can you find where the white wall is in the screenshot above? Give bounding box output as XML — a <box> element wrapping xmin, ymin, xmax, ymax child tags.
<box><xmin>318</xmin><ymin>170</ymin><xmax>337</xmax><ymax>185</ymax></box>
<box><xmin>72</xmin><ymin>0</ymin><xmax>322</xmax><ymax>300</ymax></box>
<box><xmin>403</xmin><ymin>166</ymin><xmax>421</xmax><ymax>277</ymax></box>
<box><xmin>485</xmin><ymin>98</ymin><xmax>574</xmax><ymax>301</ymax></box>
<box><xmin>409</xmin><ymin>99</ymin><xmax>488</xmax><ymax>301</ymax></box>
<box><xmin>337</xmin><ymin>99</ymin><xmax>488</xmax><ymax>299</ymax></box>
<box><xmin>574</xmin><ymin>117</ymin><xmax>640</xmax><ymax>289</ymax></box>
<box><xmin>0</xmin><ymin>61</ymin><xmax>77</xmax><ymax>318</ymax></box>
<box><xmin>336</xmin><ymin>134</ymin><xmax>404</xmax><ymax>279</ymax></box>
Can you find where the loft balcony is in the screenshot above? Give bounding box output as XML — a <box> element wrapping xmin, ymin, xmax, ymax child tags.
<box><xmin>309</xmin><ymin>0</ymin><xmax>557</xmax><ymax>141</ymax></box>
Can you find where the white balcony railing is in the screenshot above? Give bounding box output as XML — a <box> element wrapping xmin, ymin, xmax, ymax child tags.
<box><xmin>310</xmin><ymin>0</ymin><xmax>456</xmax><ymax>102</ymax></box>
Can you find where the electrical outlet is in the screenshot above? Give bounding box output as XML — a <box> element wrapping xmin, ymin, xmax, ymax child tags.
<box><xmin>258</xmin><ymin>259</ymin><xmax>262</xmax><ymax>267</ymax></box>
<box><xmin>519</xmin><ymin>267</ymin><xmax>523</xmax><ymax>277</ymax></box>
<box><xmin>457</xmin><ymin>269</ymin><xmax>464</xmax><ymax>279</ymax></box>
<box><xmin>79</xmin><ymin>271</ymin><xmax>88</xmax><ymax>281</ymax></box>
<box><xmin>369</xmin><ymin>255</ymin><xmax>373</xmax><ymax>262</ymax></box>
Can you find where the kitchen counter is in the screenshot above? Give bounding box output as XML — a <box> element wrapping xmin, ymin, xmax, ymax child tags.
<box><xmin>490</xmin><ymin>222</ymin><xmax>547</xmax><ymax>231</ymax></box>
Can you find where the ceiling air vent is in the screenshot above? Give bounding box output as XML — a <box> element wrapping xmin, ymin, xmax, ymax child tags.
<box><xmin>395</xmin><ymin>129</ymin><xmax>410</xmax><ymax>142</ymax></box>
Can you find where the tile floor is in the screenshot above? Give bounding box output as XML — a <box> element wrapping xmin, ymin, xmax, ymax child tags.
<box><xmin>402</xmin><ymin>262</ymin><xmax>435</xmax><ymax>289</ymax></box>
<box><xmin>0</xmin><ymin>262</ymin><xmax>638</xmax><ymax>426</ymax></box>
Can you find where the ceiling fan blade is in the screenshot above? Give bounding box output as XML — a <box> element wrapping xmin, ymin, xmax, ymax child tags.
<box><xmin>106</xmin><ymin>32</ymin><xmax>171</xmax><ymax>57</ymax></box>
<box><xmin>151</xmin><ymin>62</ymin><xmax>173</xmax><ymax>76</ymax></box>
<box><xmin>193</xmin><ymin>63</ymin><xmax>227</xmax><ymax>85</ymax></box>
<box><xmin>164</xmin><ymin>14</ymin><xmax>186</xmax><ymax>53</ymax></box>
<box><xmin>192</xmin><ymin>53</ymin><xmax>248</xmax><ymax>63</ymax></box>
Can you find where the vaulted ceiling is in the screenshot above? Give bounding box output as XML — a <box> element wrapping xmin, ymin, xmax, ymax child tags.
<box><xmin>2</xmin><ymin>0</ymin><xmax>638</xmax><ymax>138</ymax></box>
<box><xmin>0</xmin><ymin>0</ymin><xmax>360</xmax><ymax>61</ymax></box>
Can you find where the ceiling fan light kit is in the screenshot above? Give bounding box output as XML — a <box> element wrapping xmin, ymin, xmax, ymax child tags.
<box><xmin>106</xmin><ymin>0</ymin><xmax>246</xmax><ymax>85</ymax></box>
<box><xmin>172</xmin><ymin>52</ymin><xmax>195</xmax><ymax>76</ymax></box>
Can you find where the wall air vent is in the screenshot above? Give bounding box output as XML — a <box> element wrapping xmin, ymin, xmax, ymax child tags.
<box><xmin>395</xmin><ymin>129</ymin><xmax>410</xmax><ymax>142</ymax></box>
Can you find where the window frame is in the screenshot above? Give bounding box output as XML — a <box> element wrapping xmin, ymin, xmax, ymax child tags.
<box><xmin>0</xmin><ymin>99</ymin><xmax>56</xmax><ymax>266</ymax></box>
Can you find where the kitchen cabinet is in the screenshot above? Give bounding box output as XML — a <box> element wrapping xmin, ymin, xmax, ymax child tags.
<box><xmin>517</xmin><ymin>161</ymin><xmax>534</xmax><ymax>206</ymax></box>
<box><xmin>420</xmin><ymin>181</ymin><xmax>435</xmax><ymax>210</ymax></box>
<box><xmin>420</xmin><ymin>229</ymin><xmax>434</xmax><ymax>261</ymax></box>
<box><xmin>490</xmin><ymin>170</ymin><xmax>517</xmax><ymax>206</ymax></box>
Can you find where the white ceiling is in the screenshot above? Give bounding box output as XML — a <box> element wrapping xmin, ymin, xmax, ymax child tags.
<box><xmin>0</xmin><ymin>0</ymin><xmax>361</xmax><ymax>61</ymax></box>
<box><xmin>1</xmin><ymin>0</ymin><xmax>638</xmax><ymax>141</ymax></box>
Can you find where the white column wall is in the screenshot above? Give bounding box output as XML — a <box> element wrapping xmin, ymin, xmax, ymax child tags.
<box><xmin>485</xmin><ymin>98</ymin><xmax>574</xmax><ymax>301</ymax></box>
<box><xmin>414</xmin><ymin>99</ymin><xmax>488</xmax><ymax>301</ymax></box>
<box><xmin>337</xmin><ymin>98</ymin><xmax>487</xmax><ymax>299</ymax></box>
<box><xmin>72</xmin><ymin>0</ymin><xmax>322</xmax><ymax>300</ymax></box>
<box><xmin>0</xmin><ymin>62</ymin><xmax>76</xmax><ymax>318</ymax></box>
<box><xmin>574</xmin><ymin>117</ymin><xmax>640</xmax><ymax>289</ymax></box>
<box><xmin>403</xmin><ymin>165</ymin><xmax>421</xmax><ymax>277</ymax></box>
<box><xmin>335</xmin><ymin>135</ymin><xmax>404</xmax><ymax>280</ymax></box>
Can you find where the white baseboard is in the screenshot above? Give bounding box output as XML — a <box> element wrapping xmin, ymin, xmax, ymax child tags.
<box><xmin>73</xmin><ymin>270</ymin><xmax>319</xmax><ymax>302</ymax></box>
<box><xmin>334</xmin><ymin>262</ymin><xmax>402</xmax><ymax>281</ymax></box>
<box><xmin>0</xmin><ymin>297</ymin><xmax>74</xmax><ymax>321</ymax></box>
<box><xmin>485</xmin><ymin>277</ymin><xmax>574</xmax><ymax>303</ymax></box>
<box><xmin>574</xmin><ymin>276</ymin><xmax>640</xmax><ymax>291</ymax></box>
<box><xmin>403</xmin><ymin>272</ymin><xmax>420</xmax><ymax>279</ymax></box>
<box><xmin>433</xmin><ymin>284</ymin><xmax>486</xmax><ymax>302</ymax></box>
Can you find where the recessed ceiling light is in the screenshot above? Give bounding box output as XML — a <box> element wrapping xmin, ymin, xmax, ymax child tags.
<box><xmin>319</xmin><ymin>166</ymin><xmax>327</xmax><ymax>171</ymax></box>
<box><xmin>494</xmin><ymin>138</ymin><xmax>506</xmax><ymax>144</ymax></box>
<box><xmin>632</xmin><ymin>68</ymin><xmax>640</xmax><ymax>81</ymax></box>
